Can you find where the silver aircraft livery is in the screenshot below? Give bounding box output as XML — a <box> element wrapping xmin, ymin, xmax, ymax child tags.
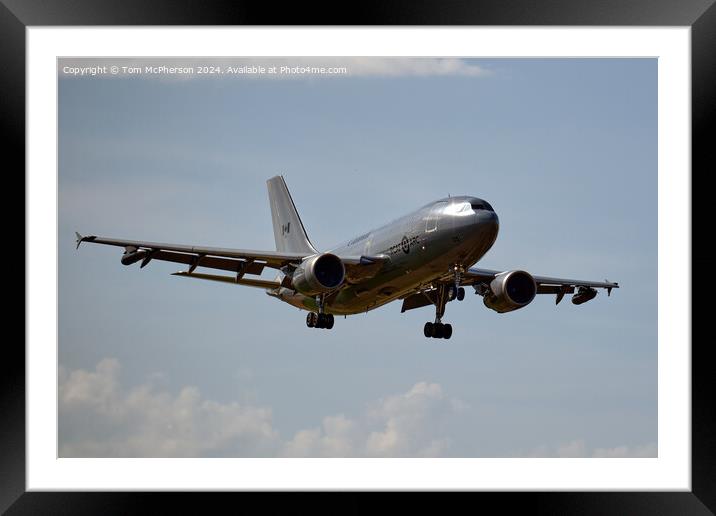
<box><xmin>76</xmin><ymin>176</ymin><xmax>619</xmax><ymax>339</ymax></box>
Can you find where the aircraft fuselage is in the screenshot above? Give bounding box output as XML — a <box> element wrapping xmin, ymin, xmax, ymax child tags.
<box><xmin>272</xmin><ymin>196</ymin><xmax>500</xmax><ymax>315</ymax></box>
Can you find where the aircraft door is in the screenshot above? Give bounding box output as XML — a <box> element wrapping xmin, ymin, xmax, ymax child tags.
<box><xmin>425</xmin><ymin>202</ymin><xmax>447</xmax><ymax>233</ymax></box>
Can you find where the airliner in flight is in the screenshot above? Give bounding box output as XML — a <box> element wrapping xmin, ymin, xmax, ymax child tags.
<box><xmin>76</xmin><ymin>176</ymin><xmax>618</xmax><ymax>339</ymax></box>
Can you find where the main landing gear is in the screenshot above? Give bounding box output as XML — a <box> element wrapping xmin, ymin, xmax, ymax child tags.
<box><xmin>423</xmin><ymin>267</ymin><xmax>464</xmax><ymax>339</ymax></box>
<box><xmin>424</xmin><ymin>321</ymin><xmax>452</xmax><ymax>339</ymax></box>
<box><xmin>306</xmin><ymin>294</ymin><xmax>335</xmax><ymax>330</ymax></box>
<box><xmin>306</xmin><ymin>312</ymin><xmax>334</xmax><ymax>329</ymax></box>
<box><xmin>423</xmin><ymin>282</ymin><xmax>453</xmax><ymax>339</ymax></box>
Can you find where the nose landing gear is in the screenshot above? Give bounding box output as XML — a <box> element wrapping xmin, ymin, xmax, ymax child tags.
<box><xmin>447</xmin><ymin>286</ymin><xmax>465</xmax><ymax>301</ymax></box>
<box><xmin>447</xmin><ymin>267</ymin><xmax>466</xmax><ymax>301</ymax></box>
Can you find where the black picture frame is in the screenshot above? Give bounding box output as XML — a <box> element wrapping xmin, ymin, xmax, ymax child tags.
<box><xmin>6</xmin><ymin>0</ymin><xmax>712</xmax><ymax>513</ymax></box>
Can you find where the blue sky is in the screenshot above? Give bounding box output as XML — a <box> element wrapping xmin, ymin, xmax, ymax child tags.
<box><xmin>58</xmin><ymin>58</ymin><xmax>656</xmax><ymax>457</ymax></box>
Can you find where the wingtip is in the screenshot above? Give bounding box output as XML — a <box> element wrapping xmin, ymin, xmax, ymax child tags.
<box><xmin>75</xmin><ymin>232</ymin><xmax>83</xmax><ymax>249</ymax></box>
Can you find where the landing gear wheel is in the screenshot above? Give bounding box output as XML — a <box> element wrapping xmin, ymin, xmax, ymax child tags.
<box><xmin>308</xmin><ymin>312</ymin><xmax>335</xmax><ymax>330</ymax></box>
<box><xmin>447</xmin><ymin>285</ymin><xmax>457</xmax><ymax>301</ymax></box>
<box><xmin>456</xmin><ymin>288</ymin><xmax>465</xmax><ymax>301</ymax></box>
<box><xmin>306</xmin><ymin>312</ymin><xmax>317</xmax><ymax>328</ymax></box>
<box><xmin>443</xmin><ymin>324</ymin><xmax>453</xmax><ymax>339</ymax></box>
<box><xmin>424</xmin><ymin>322</ymin><xmax>434</xmax><ymax>338</ymax></box>
<box><xmin>424</xmin><ymin>322</ymin><xmax>453</xmax><ymax>339</ymax></box>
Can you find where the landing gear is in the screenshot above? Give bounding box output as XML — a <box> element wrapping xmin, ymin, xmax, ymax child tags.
<box><xmin>423</xmin><ymin>282</ymin><xmax>454</xmax><ymax>339</ymax></box>
<box><xmin>447</xmin><ymin>264</ymin><xmax>466</xmax><ymax>302</ymax></box>
<box><xmin>424</xmin><ymin>321</ymin><xmax>452</xmax><ymax>339</ymax></box>
<box><xmin>306</xmin><ymin>312</ymin><xmax>317</xmax><ymax>328</ymax></box>
<box><xmin>307</xmin><ymin>295</ymin><xmax>334</xmax><ymax>329</ymax></box>
<box><xmin>443</xmin><ymin>323</ymin><xmax>453</xmax><ymax>339</ymax></box>
<box><xmin>319</xmin><ymin>313</ymin><xmax>335</xmax><ymax>329</ymax></box>
<box><xmin>423</xmin><ymin>266</ymin><xmax>466</xmax><ymax>338</ymax></box>
<box><xmin>447</xmin><ymin>286</ymin><xmax>465</xmax><ymax>301</ymax></box>
<box><xmin>424</xmin><ymin>322</ymin><xmax>433</xmax><ymax>338</ymax></box>
<box><xmin>307</xmin><ymin>312</ymin><xmax>334</xmax><ymax>329</ymax></box>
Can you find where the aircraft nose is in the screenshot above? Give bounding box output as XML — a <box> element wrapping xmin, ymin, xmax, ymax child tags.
<box><xmin>478</xmin><ymin>210</ymin><xmax>499</xmax><ymax>238</ymax></box>
<box><xmin>487</xmin><ymin>210</ymin><xmax>499</xmax><ymax>225</ymax></box>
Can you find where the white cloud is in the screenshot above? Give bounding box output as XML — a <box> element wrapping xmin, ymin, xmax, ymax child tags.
<box><xmin>556</xmin><ymin>439</ymin><xmax>588</xmax><ymax>458</ymax></box>
<box><xmin>592</xmin><ymin>442</ymin><xmax>658</xmax><ymax>458</ymax></box>
<box><xmin>59</xmin><ymin>359</ymin><xmax>464</xmax><ymax>458</ymax></box>
<box><xmin>282</xmin><ymin>381</ymin><xmax>466</xmax><ymax>457</ymax></box>
<box><xmin>526</xmin><ymin>439</ymin><xmax>657</xmax><ymax>458</ymax></box>
<box><xmin>59</xmin><ymin>360</ymin><xmax>656</xmax><ymax>459</ymax></box>
<box><xmin>59</xmin><ymin>359</ymin><xmax>280</xmax><ymax>457</ymax></box>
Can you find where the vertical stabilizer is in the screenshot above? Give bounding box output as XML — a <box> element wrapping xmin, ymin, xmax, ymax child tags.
<box><xmin>267</xmin><ymin>176</ymin><xmax>318</xmax><ymax>255</ymax></box>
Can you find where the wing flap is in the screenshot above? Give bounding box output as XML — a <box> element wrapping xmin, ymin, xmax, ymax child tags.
<box><xmin>531</xmin><ymin>275</ymin><xmax>619</xmax><ymax>290</ymax></box>
<box><xmin>147</xmin><ymin>251</ymin><xmax>265</xmax><ymax>275</ymax></box>
<box><xmin>536</xmin><ymin>285</ymin><xmax>575</xmax><ymax>295</ymax></box>
<box><xmin>172</xmin><ymin>271</ymin><xmax>281</xmax><ymax>289</ymax></box>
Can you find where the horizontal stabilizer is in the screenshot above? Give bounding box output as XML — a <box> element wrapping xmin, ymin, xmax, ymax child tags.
<box><xmin>172</xmin><ymin>271</ymin><xmax>281</xmax><ymax>289</ymax></box>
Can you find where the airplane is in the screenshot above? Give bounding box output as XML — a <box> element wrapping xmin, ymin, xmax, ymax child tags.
<box><xmin>76</xmin><ymin>175</ymin><xmax>619</xmax><ymax>339</ymax></box>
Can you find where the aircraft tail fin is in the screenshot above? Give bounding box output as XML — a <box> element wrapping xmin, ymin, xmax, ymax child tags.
<box><xmin>267</xmin><ymin>175</ymin><xmax>318</xmax><ymax>255</ymax></box>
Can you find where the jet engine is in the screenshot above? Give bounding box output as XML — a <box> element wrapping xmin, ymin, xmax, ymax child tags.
<box><xmin>483</xmin><ymin>270</ymin><xmax>537</xmax><ymax>313</ymax></box>
<box><xmin>291</xmin><ymin>253</ymin><xmax>345</xmax><ymax>296</ymax></box>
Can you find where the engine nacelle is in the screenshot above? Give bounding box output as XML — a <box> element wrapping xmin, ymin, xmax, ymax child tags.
<box><xmin>483</xmin><ymin>270</ymin><xmax>537</xmax><ymax>313</ymax></box>
<box><xmin>291</xmin><ymin>253</ymin><xmax>345</xmax><ymax>296</ymax></box>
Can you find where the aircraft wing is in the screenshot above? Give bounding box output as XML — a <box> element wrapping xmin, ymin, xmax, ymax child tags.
<box><xmin>401</xmin><ymin>267</ymin><xmax>618</xmax><ymax>312</ymax></box>
<box><xmin>76</xmin><ymin>233</ymin><xmax>391</xmax><ymax>285</ymax></box>
<box><xmin>75</xmin><ymin>233</ymin><xmax>308</xmax><ymax>278</ymax></box>
<box><xmin>461</xmin><ymin>267</ymin><xmax>619</xmax><ymax>292</ymax></box>
<box><xmin>461</xmin><ymin>267</ymin><xmax>619</xmax><ymax>305</ymax></box>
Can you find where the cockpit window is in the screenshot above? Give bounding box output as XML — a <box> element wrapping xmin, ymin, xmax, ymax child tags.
<box><xmin>471</xmin><ymin>200</ymin><xmax>494</xmax><ymax>212</ymax></box>
<box><xmin>444</xmin><ymin>201</ymin><xmax>472</xmax><ymax>215</ymax></box>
